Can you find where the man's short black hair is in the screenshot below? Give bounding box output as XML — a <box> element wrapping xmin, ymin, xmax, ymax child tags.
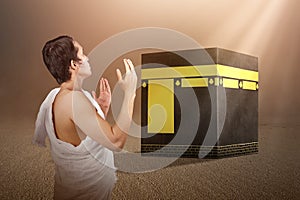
<box><xmin>42</xmin><ymin>35</ymin><xmax>80</xmax><ymax>84</ymax></box>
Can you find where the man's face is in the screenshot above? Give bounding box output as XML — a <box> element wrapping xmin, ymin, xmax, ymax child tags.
<box><xmin>74</xmin><ymin>41</ymin><xmax>87</xmax><ymax>61</ymax></box>
<box><xmin>73</xmin><ymin>41</ymin><xmax>91</xmax><ymax>77</ymax></box>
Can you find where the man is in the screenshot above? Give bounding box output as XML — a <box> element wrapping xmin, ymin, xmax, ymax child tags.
<box><xmin>33</xmin><ymin>35</ymin><xmax>137</xmax><ymax>199</ymax></box>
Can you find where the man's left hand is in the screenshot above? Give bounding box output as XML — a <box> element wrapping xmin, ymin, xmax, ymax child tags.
<box><xmin>92</xmin><ymin>78</ymin><xmax>111</xmax><ymax>117</ymax></box>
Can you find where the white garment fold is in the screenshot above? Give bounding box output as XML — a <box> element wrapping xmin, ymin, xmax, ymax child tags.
<box><xmin>33</xmin><ymin>88</ymin><xmax>117</xmax><ymax>200</ymax></box>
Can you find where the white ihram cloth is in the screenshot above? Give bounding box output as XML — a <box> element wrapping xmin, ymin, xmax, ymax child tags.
<box><xmin>33</xmin><ymin>88</ymin><xmax>117</xmax><ymax>200</ymax></box>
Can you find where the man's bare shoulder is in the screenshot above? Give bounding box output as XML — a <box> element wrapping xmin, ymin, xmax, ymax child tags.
<box><xmin>55</xmin><ymin>90</ymin><xmax>89</xmax><ymax>107</ymax></box>
<box><xmin>53</xmin><ymin>90</ymin><xmax>73</xmax><ymax>113</ymax></box>
<box><xmin>65</xmin><ymin>90</ymin><xmax>95</xmax><ymax>111</ymax></box>
<box><xmin>56</xmin><ymin>90</ymin><xmax>85</xmax><ymax>100</ymax></box>
<box><xmin>54</xmin><ymin>90</ymin><xmax>95</xmax><ymax>121</ymax></box>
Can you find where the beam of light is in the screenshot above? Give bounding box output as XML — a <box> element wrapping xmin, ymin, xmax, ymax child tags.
<box><xmin>207</xmin><ymin>0</ymin><xmax>288</xmax><ymax>124</ymax></box>
<box><xmin>235</xmin><ymin>0</ymin><xmax>287</xmax><ymax>124</ymax></box>
<box><xmin>234</xmin><ymin>0</ymin><xmax>286</xmax><ymax>55</ymax></box>
<box><xmin>206</xmin><ymin>0</ymin><xmax>266</xmax><ymax>48</ymax></box>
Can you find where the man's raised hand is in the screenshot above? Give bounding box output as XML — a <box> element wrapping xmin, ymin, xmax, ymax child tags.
<box><xmin>116</xmin><ymin>59</ymin><xmax>137</xmax><ymax>99</ymax></box>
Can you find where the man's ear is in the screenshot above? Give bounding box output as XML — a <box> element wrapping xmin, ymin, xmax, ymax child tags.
<box><xmin>70</xmin><ymin>60</ymin><xmax>77</xmax><ymax>70</ymax></box>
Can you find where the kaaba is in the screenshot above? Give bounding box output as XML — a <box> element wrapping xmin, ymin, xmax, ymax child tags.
<box><xmin>141</xmin><ymin>48</ymin><xmax>259</xmax><ymax>158</ymax></box>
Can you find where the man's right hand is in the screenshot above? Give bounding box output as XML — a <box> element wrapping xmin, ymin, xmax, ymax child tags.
<box><xmin>116</xmin><ymin>59</ymin><xmax>137</xmax><ymax>99</ymax></box>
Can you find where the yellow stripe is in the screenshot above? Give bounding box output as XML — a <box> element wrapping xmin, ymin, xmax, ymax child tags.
<box><xmin>222</xmin><ymin>78</ymin><xmax>239</xmax><ymax>89</ymax></box>
<box><xmin>181</xmin><ymin>77</ymin><xmax>257</xmax><ymax>90</ymax></box>
<box><xmin>141</xmin><ymin>64</ymin><xmax>258</xmax><ymax>82</ymax></box>
<box><xmin>142</xmin><ymin>65</ymin><xmax>217</xmax><ymax>79</ymax></box>
<box><xmin>148</xmin><ymin>79</ymin><xmax>174</xmax><ymax>134</ymax></box>
<box><xmin>242</xmin><ymin>81</ymin><xmax>257</xmax><ymax>90</ymax></box>
<box><xmin>181</xmin><ymin>78</ymin><xmax>208</xmax><ymax>87</ymax></box>
<box><xmin>217</xmin><ymin>65</ymin><xmax>258</xmax><ymax>82</ymax></box>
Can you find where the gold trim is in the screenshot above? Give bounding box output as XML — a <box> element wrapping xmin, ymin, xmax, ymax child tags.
<box><xmin>242</xmin><ymin>81</ymin><xmax>257</xmax><ymax>90</ymax></box>
<box><xmin>141</xmin><ymin>64</ymin><xmax>258</xmax><ymax>82</ymax></box>
<box><xmin>181</xmin><ymin>78</ymin><xmax>208</xmax><ymax>87</ymax></box>
<box><xmin>222</xmin><ymin>78</ymin><xmax>239</xmax><ymax>89</ymax></box>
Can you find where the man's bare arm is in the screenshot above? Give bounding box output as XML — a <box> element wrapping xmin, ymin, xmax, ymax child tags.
<box><xmin>72</xmin><ymin>59</ymin><xmax>137</xmax><ymax>151</ymax></box>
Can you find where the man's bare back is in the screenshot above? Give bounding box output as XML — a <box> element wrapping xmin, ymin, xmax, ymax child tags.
<box><xmin>52</xmin><ymin>89</ymin><xmax>86</xmax><ymax>146</ymax></box>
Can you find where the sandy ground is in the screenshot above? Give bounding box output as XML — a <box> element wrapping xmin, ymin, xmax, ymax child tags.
<box><xmin>0</xmin><ymin>119</ymin><xmax>299</xmax><ymax>199</ymax></box>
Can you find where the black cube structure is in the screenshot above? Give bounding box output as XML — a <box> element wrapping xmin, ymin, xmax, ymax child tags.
<box><xmin>141</xmin><ymin>48</ymin><xmax>259</xmax><ymax>158</ymax></box>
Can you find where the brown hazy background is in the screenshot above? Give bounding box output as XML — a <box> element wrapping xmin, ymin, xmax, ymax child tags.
<box><xmin>0</xmin><ymin>0</ymin><xmax>300</xmax><ymax>126</ymax></box>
